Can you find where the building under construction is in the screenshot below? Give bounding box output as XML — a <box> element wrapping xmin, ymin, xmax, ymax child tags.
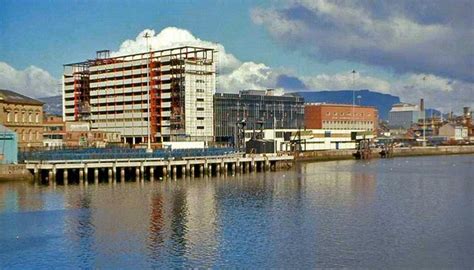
<box><xmin>63</xmin><ymin>46</ymin><xmax>216</xmax><ymax>145</ymax></box>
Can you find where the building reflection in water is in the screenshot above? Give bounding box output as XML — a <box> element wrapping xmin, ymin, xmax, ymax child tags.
<box><xmin>64</xmin><ymin>189</ymin><xmax>96</xmax><ymax>267</ymax></box>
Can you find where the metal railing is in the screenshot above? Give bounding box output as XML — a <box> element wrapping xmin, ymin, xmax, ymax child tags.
<box><xmin>19</xmin><ymin>147</ymin><xmax>237</xmax><ymax>162</ymax></box>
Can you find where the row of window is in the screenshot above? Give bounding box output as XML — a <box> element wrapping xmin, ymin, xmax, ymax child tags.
<box><xmin>323</xmin><ymin>120</ymin><xmax>373</xmax><ymax>125</ymax></box>
<box><xmin>326</xmin><ymin>111</ymin><xmax>372</xmax><ymax>117</ymax></box>
<box><xmin>6</xmin><ymin>112</ymin><xmax>40</xmax><ymax>124</ymax></box>
<box><xmin>13</xmin><ymin>129</ymin><xmax>41</xmax><ymax>141</ymax></box>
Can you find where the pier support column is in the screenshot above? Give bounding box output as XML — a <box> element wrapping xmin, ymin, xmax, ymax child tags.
<box><xmin>190</xmin><ymin>165</ymin><xmax>195</xmax><ymax>178</ymax></box>
<box><xmin>108</xmin><ymin>168</ymin><xmax>113</xmax><ymax>184</ymax></box>
<box><xmin>51</xmin><ymin>166</ymin><xmax>57</xmax><ymax>185</ymax></box>
<box><xmin>251</xmin><ymin>159</ymin><xmax>256</xmax><ymax>173</ymax></box>
<box><xmin>63</xmin><ymin>169</ymin><xmax>68</xmax><ymax>185</ymax></box>
<box><xmin>79</xmin><ymin>169</ymin><xmax>84</xmax><ymax>185</ymax></box>
<box><xmin>199</xmin><ymin>165</ymin><xmax>204</xmax><ymax>177</ymax></box>
<box><xmin>172</xmin><ymin>166</ymin><xmax>177</xmax><ymax>180</ymax></box>
<box><xmin>224</xmin><ymin>163</ymin><xmax>228</xmax><ymax>176</ymax></box>
<box><xmin>34</xmin><ymin>166</ymin><xmax>39</xmax><ymax>183</ymax></box>
<box><xmin>231</xmin><ymin>163</ymin><xmax>236</xmax><ymax>175</ymax></box>
<box><xmin>207</xmin><ymin>164</ymin><xmax>212</xmax><ymax>177</ymax></box>
<box><xmin>135</xmin><ymin>167</ymin><xmax>140</xmax><ymax>182</ymax></box>
<box><xmin>186</xmin><ymin>162</ymin><xmax>191</xmax><ymax>177</ymax></box>
<box><xmin>162</xmin><ymin>166</ymin><xmax>167</xmax><ymax>179</ymax></box>
<box><xmin>216</xmin><ymin>164</ymin><xmax>221</xmax><ymax>176</ymax></box>
<box><xmin>84</xmin><ymin>165</ymin><xmax>89</xmax><ymax>185</ymax></box>
<box><xmin>140</xmin><ymin>163</ymin><xmax>145</xmax><ymax>182</ymax></box>
<box><xmin>167</xmin><ymin>162</ymin><xmax>172</xmax><ymax>178</ymax></box>
<box><xmin>120</xmin><ymin>168</ymin><xmax>125</xmax><ymax>183</ymax></box>
<box><xmin>94</xmin><ymin>168</ymin><xmax>99</xmax><ymax>185</ymax></box>
<box><xmin>181</xmin><ymin>166</ymin><xmax>186</xmax><ymax>179</ymax></box>
<box><xmin>150</xmin><ymin>167</ymin><xmax>154</xmax><ymax>182</ymax></box>
<box><xmin>112</xmin><ymin>164</ymin><xmax>117</xmax><ymax>184</ymax></box>
<box><xmin>48</xmin><ymin>170</ymin><xmax>53</xmax><ymax>185</ymax></box>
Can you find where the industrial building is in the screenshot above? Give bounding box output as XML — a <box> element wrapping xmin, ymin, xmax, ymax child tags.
<box><xmin>304</xmin><ymin>103</ymin><xmax>378</xmax><ymax>131</ymax></box>
<box><xmin>388</xmin><ymin>103</ymin><xmax>421</xmax><ymax>129</ymax></box>
<box><xmin>63</xmin><ymin>46</ymin><xmax>216</xmax><ymax>145</ymax></box>
<box><xmin>0</xmin><ymin>89</ymin><xmax>44</xmax><ymax>148</ymax></box>
<box><xmin>213</xmin><ymin>89</ymin><xmax>304</xmax><ymax>144</ymax></box>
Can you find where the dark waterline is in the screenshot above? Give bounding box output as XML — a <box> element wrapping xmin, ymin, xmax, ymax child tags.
<box><xmin>1</xmin><ymin>155</ymin><xmax>473</xmax><ymax>268</ymax></box>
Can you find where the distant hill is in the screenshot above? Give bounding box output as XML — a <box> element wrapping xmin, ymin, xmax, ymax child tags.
<box><xmin>296</xmin><ymin>90</ymin><xmax>401</xmax><ymax>120</ymax></box>
<box><xmin>39</xmin><ymin>95</ymin><xmax>62</xmax><ymax>116</ymax></box>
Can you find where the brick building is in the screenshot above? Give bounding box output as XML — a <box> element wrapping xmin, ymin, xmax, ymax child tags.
<box><xmin>0</xmin><ymin>89</ymin><xmax>44</xmax><ymax>148</ymax></box>
<box><xmin>304</xmin><ymin>103</ymin><xmax>378</xmax><ymax>131</ymax></box>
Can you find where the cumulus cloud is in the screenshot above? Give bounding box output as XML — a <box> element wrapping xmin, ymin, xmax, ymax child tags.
<box><xmin>0</xmin><ymin>62</ymin><xmax>59</xmax><ymax>98</ymax></box>
<box><xmin>252</xmin><ymin>0</ymin><xmax>474</xmax><ymax>82</ymax></box>
<box><xmin>112</xmin><ymin>27</ymin><xmax>241</xmax><ymax>73</ymax></box>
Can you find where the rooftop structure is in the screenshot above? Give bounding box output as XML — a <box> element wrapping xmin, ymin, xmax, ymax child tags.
<box><xmin>63</xmin><ymin>46</ymin><xmax>216</xmax><ymax>145</ymax></box>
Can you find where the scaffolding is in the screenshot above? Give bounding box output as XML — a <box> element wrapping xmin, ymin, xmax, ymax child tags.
<box><xmin>63</xmin><ymin>46</ymin><xmax>215</xmax><ymax>143</ymax></box>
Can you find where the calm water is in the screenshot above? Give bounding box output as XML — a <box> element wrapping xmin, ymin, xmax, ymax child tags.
<box><xmin>1</xmin><ymin>155</ymin><xmax>473</xmax><ymax>268</ymax></box>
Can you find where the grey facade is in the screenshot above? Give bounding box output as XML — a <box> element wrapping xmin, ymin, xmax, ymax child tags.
<box><xmin>214</xmin><ymin>90</ymin><xmax>304</xmax><ymax>143</ymax></box>
<box><xmin>388</xmin><ymin>103</ymin><xmax>421</xmax><ymax>129</ymax></box>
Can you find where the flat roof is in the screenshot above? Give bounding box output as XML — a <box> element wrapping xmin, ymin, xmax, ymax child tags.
<box><xmin>305</xmin><ymin>102</ymin><xmax>377</xmax><ymax>109</ymax></box>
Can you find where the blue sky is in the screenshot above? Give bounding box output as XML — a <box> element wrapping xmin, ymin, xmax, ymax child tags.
<box><xmin>0</xmin><ymin>0</ymin><xmax>472</xmax><ymax>112</ymax></box>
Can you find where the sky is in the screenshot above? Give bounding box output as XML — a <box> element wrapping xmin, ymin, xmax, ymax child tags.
<box><xmin>0</xmin><ymin>0</ymin><xmax>473</xmax><ymax>113</ymax></box>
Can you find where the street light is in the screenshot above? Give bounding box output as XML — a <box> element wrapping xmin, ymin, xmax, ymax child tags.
<box><xmin>422</xmin><ymin>76</ymin><xmax>427</xmax><ymax>147</ymax></box>
<box><xmin>144</xmin><ymin>32</ymin><xmax>153</xmax><ymax>153</ymax></box>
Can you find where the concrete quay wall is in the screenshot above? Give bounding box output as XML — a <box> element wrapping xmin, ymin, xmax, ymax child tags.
<box><xmin>296</xmin><ymin>145</ymin><xmax>474</xmax><ymax>162</ymax></box>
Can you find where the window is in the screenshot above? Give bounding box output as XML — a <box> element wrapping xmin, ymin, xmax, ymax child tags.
<box><xmin>28</xmin><ymin>113</ymin><xmax>33</xmax><ymax>122</ymax></box>
<box><xmin>197</xmin><ymin>117</ymin><xmax>204</xmax><ymax>120</ymax></box>
<box><xmin>7</xmin><ymin>112</ymin><xmax>11</xmax><ymax>122</ymax></box>
<box><xmin>197</xmin><ymin>98</ymin><xmax>205</xmax><ymax>102</ymax></box>
<box><xmin>35</xmin><ymin>113</ymin><xmax>40</xmax><ymax>123</ymax></box>
<box><xmin>197</xmin><ymin>107</ymin><xmax>205</xmax><ymax>111</ymax></box>
<box><xmin>22</xmin><ymin>113</ymin><xmax>26</xmax><ymax>122</ymax></box>
<box><xmin>14</xmin><ymin>112</ymin><xmax>18</xmax><ymax>122</ymax></box>
<box><xmin>197</xmin><ymin>126</ymin><xmax>205</xmax><ymax>130</ymax></box>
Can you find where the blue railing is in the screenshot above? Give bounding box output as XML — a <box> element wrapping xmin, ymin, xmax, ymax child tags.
<box><xmin>19</xmin><ymin>147</ymin><xmax>237</xmax><ymax>162</ymax></box>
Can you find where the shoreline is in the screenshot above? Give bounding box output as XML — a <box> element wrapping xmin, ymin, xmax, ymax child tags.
<box><xmin>295</xmin><ymin>145</ymin><xmax>474</xmax><ymax>162</ymax></box>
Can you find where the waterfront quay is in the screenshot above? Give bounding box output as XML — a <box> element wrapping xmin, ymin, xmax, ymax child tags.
<box><xmin>21</xmin><ymin>148</ymin><xmax>294</xmax><ymax>185</ymax></box>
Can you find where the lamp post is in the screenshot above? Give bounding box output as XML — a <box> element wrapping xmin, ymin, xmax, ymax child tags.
<box><xmin>422</xmin><ymin>76</ymin><xmax>427</xmax><ymax>147</ymax></box>
<box><xmin>352</xmin><ymin>70</ymin><xmax>356</xmax><ymax>130</ymax></box>
<box><xmin>144</xmin><ymin>32</ymin><xmax>153</xmax><ymax>153</ymax></box>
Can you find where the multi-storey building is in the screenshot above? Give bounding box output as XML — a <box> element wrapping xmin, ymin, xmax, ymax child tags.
<box><xmin>0</xmin><ymin>89</ymin><xmax>43</xmax><ymax>148</ymax></box>
<box><xmin>388</xmin><ymin>103</ymin><xmax>421</xmax><ymax>129</ymax></box>
<box><xmin>213</xmin><ymin>89</ymin><xmax>305</xmax><ymax>143</ymax></box>
<box><xmin>63</xmin><ymin>47</ymin><xmax>216</xmax><ymax>144</ymax></box>
<box><xmin>304</xmin><ymin>103</ymin><xmax>378</xmax><ymax>132</ymax></box>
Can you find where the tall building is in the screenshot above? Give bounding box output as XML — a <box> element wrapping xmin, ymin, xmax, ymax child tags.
<box><xmin>0</xmin><ymin>89</ymin><xmax>44</xmax><ymax>148</ymax></box>
<box><xmin>304</xmin><ymin>103</ymin><xmax>378</xmax><ymax>131</ymax></box>
<box><xmin>63</xmin><ymin>47</ymin><xmax>216</xmax><ymax>144</ymax></box>
<box><xmin>388</xmin><ymin>103</ymin><xmax>421</xmax><ymax>129</ymax></box>
<box><xmin>214</xmin><ymin>89</ymin><xmax>304</xmax><ymax>143</ymax></box>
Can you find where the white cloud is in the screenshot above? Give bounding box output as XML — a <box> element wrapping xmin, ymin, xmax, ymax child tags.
<box><xmin>302</xmin><ymin>72</ymin><xmax>391</xmax><ymax>92</ymax></box>
<box><xmin>252</xmin><ymin>0</ymin><xmax>474</xmax><ymax>82</ymax></box>
<box><xmin>0</xmin><ymin>62</ymin><xmax>59</xmax><ymax>98</ymax></box>
<box><xmin>112</xmin><ymin>27</ymin><xmax>241</xmax><ymax>73</ymax></box>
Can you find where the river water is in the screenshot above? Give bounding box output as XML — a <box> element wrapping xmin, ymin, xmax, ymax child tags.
<box><xmin>0</xmin><ymin>155</ymin><xmax>473</xmax><ymax>268</ymax></box>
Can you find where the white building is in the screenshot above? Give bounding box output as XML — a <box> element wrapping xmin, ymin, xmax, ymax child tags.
<box><xmin>245</xmin><ymin>129</ymin><xmax>374</xmax><ymax>152</ymax></box>
<box><xmin>388</xmin><ymin>103</ymin><xmax>421</xmax><ymax>129</ymax></box>
<box><xmin>63</xmin><ymin>47</ymin><xmax>216</xmax><ymax>145</ymax></box>
<box><xmin>439</xmin><ymin>123</ymin><xmax>468</xmax><ymax>140</ymax></box>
